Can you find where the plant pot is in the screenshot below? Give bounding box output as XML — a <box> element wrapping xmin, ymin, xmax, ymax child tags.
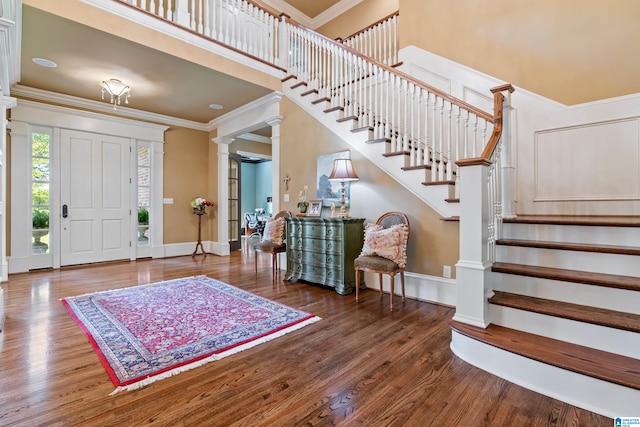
<box><xmin>138</xmin><ymin>225</ymin><xmax>149</xmax><ymax>241</ymax></box>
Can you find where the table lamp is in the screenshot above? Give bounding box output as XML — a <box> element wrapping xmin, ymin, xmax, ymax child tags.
<box><xmin>328</xmin><ymin>159</ymin><xmax>359</xmax><ymax>218</ymax></box>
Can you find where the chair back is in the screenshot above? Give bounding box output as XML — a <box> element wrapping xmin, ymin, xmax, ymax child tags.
<box><xmin>376</xmin><ymin>211</ymin><xmax>410</xmax><ymax>242</ymax></box>
<box><xmin>244</xmin><ymin>212</ymin><xmax>259</xmax><ymax>228</ymax></box>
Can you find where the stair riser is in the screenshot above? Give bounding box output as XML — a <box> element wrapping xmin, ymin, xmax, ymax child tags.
<box><xmin>502</xmin><ymin>223</ymin><xmax>640</xmax><ymax>247</ymax></box>
<box><xmin>492</xmin><ymin>273</ymin><xmax>640</xmax><ymax>315</ymax></box>
<box><xmin>490</xmin><ymin>305</ymin><xmax>640</xmax><ymax>359</ymax></box>
<box><xmin>496</xmin><ymin>246</ymin><xmax>640</xmax><ymax>277</ymax></box>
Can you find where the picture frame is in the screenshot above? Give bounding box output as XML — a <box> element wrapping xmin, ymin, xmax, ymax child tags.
<box><xmin>307</xmin><ymin>200</ymin><xmax>323</xmax><ymax>217</ymax></box>
<box><xmin>317</xmin><ymin>150</ymin><xmax>350</xmax><ymax>208</ymax></box>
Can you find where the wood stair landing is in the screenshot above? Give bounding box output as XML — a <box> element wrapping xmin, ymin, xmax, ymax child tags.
<box><xmin>489</xmin><ymin>290</ymin><xmax>640</xmax><ymax>333</ymax></box>
<box><xmin>449</xmin><ymin>319</ymin><xmax>640</xmax><ymax>391</ymax></box>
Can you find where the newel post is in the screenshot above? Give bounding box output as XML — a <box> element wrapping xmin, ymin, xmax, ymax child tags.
<box><xmin>173</xmin><ymin>0</ymin><xmax>191</xmax><ymax>27</ymax></box>
<box><xmin>492</xmin><ymin>84</ymin><xmax>516</xmax><ymax>219</ymax></box>
<box><xmin>453</xmin><ymin>158</ymin><xmax>493</xmax><ymax>328</ymax></box>
<box><xmin>277</xmin><ymin>13</ymin><xmax>290</xmax><ymax>71</ymax></box>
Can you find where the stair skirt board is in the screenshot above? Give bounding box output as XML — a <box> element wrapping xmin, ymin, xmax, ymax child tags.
<box><xmin>282</xmin><ymin>79</ymin><xmax>460</xmax><ymax>219</ymax></box>
<box><xmin>492</xmin><ymin>273</ymin><xmax>640</xmax><ymax>315</ymax></box>
<box><xmin>450</xmin><ymin>330</ymin><xmax>640</xmax><ymax>418</ymax></box>
<box><xmin>490</xmin><ymin>305</ymin><xmax>640</xmax><ymax>359</ymax></box>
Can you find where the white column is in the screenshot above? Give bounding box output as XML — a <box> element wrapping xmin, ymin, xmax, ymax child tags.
<box><xmin>266</xmin><ymin>116</ymin><xmax>282</xmax><ymax>214</ymax></box>
<box><xmin>213</xmin><ymin>136</ymin><xmax>233</xmax><ymax>256</ymax></box>
<box><xmin>0</xmin><ymin>94</ymin><xmax>15</xmax><ymax>282</ymax></box>
<box><xmin>453</xmin><ymin>161</ymin><xmax>492</xmax><ymax>328</ymax></box>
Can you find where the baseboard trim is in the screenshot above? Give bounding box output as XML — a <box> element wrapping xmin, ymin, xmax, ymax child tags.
<box><xmin>361</xmin><ymin>271</ymin><xmax>456</xmax><ymax>307</ymax></box>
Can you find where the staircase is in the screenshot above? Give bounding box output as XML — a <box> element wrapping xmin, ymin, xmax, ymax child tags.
<box><xmin>451</xmin><ymin>215</ymin><xmax>640</xmax><ymax>416</ymax></box>
<box><xmin>42</xmin><ymin>0</ymin><xmax>640</xmax><ymax>417</ymax></box>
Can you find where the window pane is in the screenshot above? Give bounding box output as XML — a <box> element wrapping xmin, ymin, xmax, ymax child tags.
<box><xmin>32</xmin><ymin>157</ymin><xmax>50</xmax><ymax>182</ymax></box>
<box><xmin>32</xmin><ymin>183</ymin><xmax>50</xmax><ymax>207</ymax></box>
<box><xmin>137</xmin><ymin>146</ymin><xmax>150</xmax><ymax>166</ymax></box>
<box><xmin>32</xmin><ymin>230</ymin><xmax>50</xmax><ymax>254</ymax></box>
<box><xmin>32</xmin><ymin>134</ymin><xmax>50</xmax><ymax>157</ymax></box>
<box><xmin>138</xmin><ymin>167</ymin><xmax>150</xmax><ymax>186</ymax></box>
<box><xmin>138</xmin><ymin>187</ymin><xmax>150</xmax><ymax>208</ymax></box>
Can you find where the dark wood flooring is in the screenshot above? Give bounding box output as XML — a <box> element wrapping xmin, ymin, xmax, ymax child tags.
<box><xmin>0</xmin><ymin>250</ymin><xmax>611</xmax><ymax>426</ymax></box>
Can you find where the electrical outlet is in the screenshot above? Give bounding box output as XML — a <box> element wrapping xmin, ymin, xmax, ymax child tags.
<box><xmin>443</xmin><ymin>265</ymin><xmax>451</xmax><ymax>278</ymax></box>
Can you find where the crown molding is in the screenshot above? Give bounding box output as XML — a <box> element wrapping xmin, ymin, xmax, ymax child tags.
<box><xmin>208</xmin><ymin>91</ymin><xmax>283</xmax><ymax>130</ymax></box>
<box><xmin>237</xmin><ymin>133</ymin><xmax>272</xmax><ymax>144</ymax></box>
<box><xmin>10</xmin><ymin>84</ymin><xmax>210</xmax><ymax>131</ymax></box>
<box><xmin>260</xmin><ymin>0</ymin><xmax>362</xmax><ymax>29</ymax></box>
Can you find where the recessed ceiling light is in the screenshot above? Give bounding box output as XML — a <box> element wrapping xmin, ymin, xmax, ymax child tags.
<box><xmin>209</xmin><ymin>103</ymin><xmax>223</xmax><ymax>110</ymax></box>
<box><xmin>32</xmin><ymin>57</ymin><xmax>57</xmax><ymax>68</ymax></box>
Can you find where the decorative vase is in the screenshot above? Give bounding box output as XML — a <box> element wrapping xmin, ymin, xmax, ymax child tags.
<box><xmin>193</xmin><ymin>207</ymin><xmax>205</xmax><ymax>215</ymax></box>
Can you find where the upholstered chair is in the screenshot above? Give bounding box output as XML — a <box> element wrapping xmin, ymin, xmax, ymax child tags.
<box><xmin>254</xmin><ymin>210</ymin><xmax>292</xmax><ymax>275</ymax></box>
<box><xmin>354</xmin><ymin>212</ymin><xmax>410</xmax><ymax>310</ymax></box>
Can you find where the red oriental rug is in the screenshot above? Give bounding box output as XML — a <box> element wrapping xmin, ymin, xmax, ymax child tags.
<box><xmin>62</xmin><ymin>275</ymin><xmax>320</xmax><ymax>394</ymax></box>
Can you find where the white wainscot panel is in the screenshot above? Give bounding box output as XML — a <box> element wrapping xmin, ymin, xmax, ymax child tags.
<box><xmin>534</xmin><ymin>118</ymin><xmax>640</xmax><ymax>201</ymax></box>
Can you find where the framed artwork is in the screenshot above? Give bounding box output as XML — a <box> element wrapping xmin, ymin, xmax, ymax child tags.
<box><xmin>316</xmin><ymin>150</ymin><xmax>350</xmax><ymax>208</ymax></box>
<box><xmin>307</xmin><ymin>200</ymin><xmax>323</xmax><ymax>217</ymax></box>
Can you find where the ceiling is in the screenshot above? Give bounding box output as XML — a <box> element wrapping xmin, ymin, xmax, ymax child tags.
<box><xmin>15</xmin><ymin>1</ymin><xmax>347</xmax><ymax>128</ymax></box>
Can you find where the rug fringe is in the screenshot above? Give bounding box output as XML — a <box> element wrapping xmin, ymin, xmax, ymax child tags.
<box><xmin>109</xmin><ymin>315</ymin><xmax>321</xmax><ymax>395</ymax></box>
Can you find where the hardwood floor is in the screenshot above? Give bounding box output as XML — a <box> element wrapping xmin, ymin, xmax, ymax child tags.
<box><xmin>0</xmin><ymin>251</ymin><xmax>611</xmax><ymax>426</ymax></box>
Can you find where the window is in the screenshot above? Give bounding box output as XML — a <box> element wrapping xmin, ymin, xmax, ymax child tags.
<box><xmin>137</xmin><ymin>146</ymin><xmax>151</xmax><ymax>246</ymax></box>
<box><xmin>32</xmin><ymin>132</ymin><xmax>51</xmax><ymax>254</ymax></box>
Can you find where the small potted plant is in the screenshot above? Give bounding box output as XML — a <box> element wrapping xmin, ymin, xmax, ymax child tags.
<box><xmin>137</xmin><ymin>207</ymin><xmax>149</xmax><ymax>241</ymax></box>
<box><xmin>297</xmin><ymin>185</ymin><xmax>309</xmax><ymax>213</ymax></box>
<box><xmin>32</xmin><ymin>209</ymin><xmax>50</xmax><ymax>252</ymax></box>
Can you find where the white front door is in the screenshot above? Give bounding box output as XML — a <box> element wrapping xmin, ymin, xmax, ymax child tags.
<box><xmin>60</xmin><ymin>130</ymin><xmax>131</xmax><ymax>266</ymax></box>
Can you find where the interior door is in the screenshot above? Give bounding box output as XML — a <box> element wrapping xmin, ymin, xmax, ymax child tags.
<box><xmin>60</xmin><ymin>130</ymin><xmax>131</xmax><ymax>266</ymax></box>
<box><xmin>228</xmin><ymin>153</ymin><xmax>241</xmax><ymax>251</ymax></box>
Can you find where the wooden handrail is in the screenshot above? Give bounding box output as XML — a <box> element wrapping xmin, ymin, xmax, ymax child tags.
<box><xmin>342</xmin><ymin>11</ymin><xmax>399</xmax><ymax>41</ymax></box>
<box><xmin>115</xmin><ymin>0</ymin><xmax>286</xmax><ymax>72</ymax></box>
<box><xmin>281</xmin><ymin>15</ymin><xmax>494</xmax><ymax>123</ymax></box>
<box><xmin>457</xmin><ymin>84</ymin><xmax>515</xmax><ymax>167</ymax></box>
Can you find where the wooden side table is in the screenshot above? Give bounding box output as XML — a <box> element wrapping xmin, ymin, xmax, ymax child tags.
<box><xmin>192</xmin><ymin>209</ymin><xmax>206</xmax><ymax>257</ymax></box>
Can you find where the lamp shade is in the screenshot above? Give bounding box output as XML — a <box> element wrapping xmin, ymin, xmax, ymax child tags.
<box><xmin>328</xmin><ymin>159</ymin><xmax>359</xmax><ymax>182</ymax></box>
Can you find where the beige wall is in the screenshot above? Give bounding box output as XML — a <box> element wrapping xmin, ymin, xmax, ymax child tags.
<box><xmin>398</xmin><ymin>0</ymin><xmax>640</xmax><ymax>105</ymax></box>
<box><xmin>163</xmin><ymin>127</ymin><xmax>213</xmax><ymax>244</ymax></box>
<box><xmin>316</xmin><ymin>0</ymin><xmax>399</xmax><ymax>40</ymax></box>
<box><xmin>279</xmin><ymin>97</ymin><xmax>459</xmax><ymax>277</ymax></box>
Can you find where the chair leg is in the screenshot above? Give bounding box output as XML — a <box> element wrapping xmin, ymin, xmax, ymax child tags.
<box><xmin>254</xmin><ymin>250</ymin><xmax>258</xmax><ymax>274</ymax></box>
<box><xmin>389</xmin><ymin>274</ymin><xmax>395</xmax><ymax>311</ymax></box>
<box><xmin>400</xmin><ymin>272</ymin><xmax>406</xmax><ymax>302</ymax></box>
<box><xmin>272</xmin><ymin>253</ymin><xmax>276</xmax><ymax>275</ymax></box>
<box><xmin>355</xmin><ymin>269</ymin><xmax>360</xmax><ymax>302</ymax></box>
<box><xmin>378</xmin><ymin>273</ymin><xmax>384</xmax><ymax>298</ymax></box>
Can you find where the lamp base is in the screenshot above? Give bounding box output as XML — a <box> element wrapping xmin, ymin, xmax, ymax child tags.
<box><xmin>337</xmin><ymin>206</ymin><xmax>348</xmax><ymax>218</ymax></box>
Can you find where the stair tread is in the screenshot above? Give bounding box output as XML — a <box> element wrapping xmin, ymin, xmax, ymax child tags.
<box><xmin>492</xmin><ymin>262</ymin><xmax>640</xmax><ymax>292</ymax></box>
<box><xmin>504</xmin><ymin>215</ymin><xmax>640</xmax><ymax>227</ymax></box>
<box><xmin>450</xmin><ymin>319</ymin><xmax>640</xmax><ymax>390</ymax></box>
<box><xmin>496</xmin><ymin>238</ymin><xmax>640</xmax><ymax>255</ymax></box>
<box><xmin>489</xmin><ymin>290</ymin><xmax>640</xmax><ymax>333</ymax></box>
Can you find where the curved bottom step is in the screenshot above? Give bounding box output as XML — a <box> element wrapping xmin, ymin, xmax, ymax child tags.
<box><xmin>449</xmin><ymin>320</ymin><xmax>640</xmax><ymax>418</ymax></box>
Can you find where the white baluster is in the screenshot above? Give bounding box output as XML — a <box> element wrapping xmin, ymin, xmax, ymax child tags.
<box><xmin>166</xmin><ymin>0</ymin><xmax>172</xmax><ymax>21</ymax></box>
<box><xmin>446</xmin><ymin>102</ymin><xmax>453</xmax><ymax>181</ymax></box>
<box><xmin>189</xmin><ymin>0</ymin><xmax>195</xmax><ymax>30</ymax></box>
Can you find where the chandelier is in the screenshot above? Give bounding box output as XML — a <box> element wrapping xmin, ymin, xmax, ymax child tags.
<box><xmin>100</xmin><ymin>79</ymin><xmax>131</xmax><ymax>110</ymax></box>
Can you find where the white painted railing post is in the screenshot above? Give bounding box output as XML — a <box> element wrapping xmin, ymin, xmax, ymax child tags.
<box><xmin>453</xmin><ymin>159</ymin><xmax>493</xmax><ymax>328</ymax></box>
<box><xmin>278</xmin><ymin>15</ymin><xmax>289</xmax><ymax>72</ymax></box>
<box><xmin>173</xmin><ymin>0</ymin><xmax>191</xmax><ymax>26</ymax></box>
<box><xmin>500</xmin><ymin>88</ymin><xmax>516</xmax><ymax>219</ymax></box>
